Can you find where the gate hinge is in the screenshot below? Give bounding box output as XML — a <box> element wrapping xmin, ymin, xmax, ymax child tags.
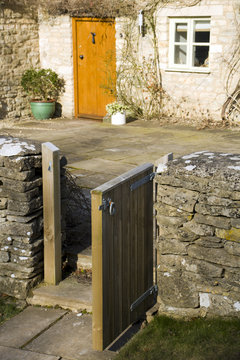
<box><xmin>98</xmin><ymin>198</ymin><xmax>116</xmax><ymax>216</ymax></box>
<box><xmin>130</xmin><ymin>285</ymin><xmax>158</xmax><ymax>312</ymax></box>
<box><xmin>130</xmin><ymin>172</ymin><xmax>156</xmax><ymax>192</ymax></box>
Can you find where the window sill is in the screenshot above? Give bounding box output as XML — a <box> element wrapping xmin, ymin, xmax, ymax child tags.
<box><xmin>165</xmin><ymin>68</ymin><xmax>210</xmax><ymax>74</ymax></box>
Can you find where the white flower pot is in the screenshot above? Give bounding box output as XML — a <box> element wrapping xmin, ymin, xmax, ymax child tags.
<box><xmin>111</xmin><ymin>111</ymin><xmax>126</xmax><ymax>125</ymax></box>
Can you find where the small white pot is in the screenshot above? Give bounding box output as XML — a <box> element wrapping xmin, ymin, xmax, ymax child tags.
<box><xmin>111</xmin><ymin>111</ymin><xmax>126</xmax><ymax>125</ymax></box>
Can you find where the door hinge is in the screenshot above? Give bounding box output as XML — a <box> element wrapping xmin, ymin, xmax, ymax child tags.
<box><xmin>130</xmin><ymin>172</ymin><xmax>155</xmax><ymax>191</ymax></box>
<box><xmin>130</xmin><ymin>285</ymin><xmax>158</xmax><ymax>312</ymax></box>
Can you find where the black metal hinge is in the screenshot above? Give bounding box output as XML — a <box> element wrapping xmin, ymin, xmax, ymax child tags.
<box><xmin>130</xmin><ymin>172</ymin><xmax>155</xmax><ymax>191</ymax></box>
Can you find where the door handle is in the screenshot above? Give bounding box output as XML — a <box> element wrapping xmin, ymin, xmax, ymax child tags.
<box><xmin>79</xmin><ymin>55</ymin><xmax>84</xmax><ymax>60</ymax></box>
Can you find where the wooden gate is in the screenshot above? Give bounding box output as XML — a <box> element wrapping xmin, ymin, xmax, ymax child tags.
<box><xmin>91</xmin><ymin>163</ymin><xmax>155</xmax><ymax>351</ymax></box>
<box><xmin>72</xmin><ymin>18</ymin><xmax>116</xmax><ymax>119</ymax></box>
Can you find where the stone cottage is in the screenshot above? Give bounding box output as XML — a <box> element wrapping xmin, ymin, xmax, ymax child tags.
<box><xmin>0</xmin><ymin>0</ymin><xmax>239</xmax><ymax>123</ymax></box>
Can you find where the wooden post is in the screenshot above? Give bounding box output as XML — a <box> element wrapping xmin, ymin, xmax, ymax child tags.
<box><xmin>42</xmin><ymin>142</ymin><xmax>62</xmax><ymax>285</ymax></box>
<box><xmin>91</xmin><ymin>190</ymin><xmax>103</xmax><ymax>351</ymax></box>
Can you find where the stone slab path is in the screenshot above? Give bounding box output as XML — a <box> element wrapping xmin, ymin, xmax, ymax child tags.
<box><xmin>0</xmin><ymin>306</ymin><xmax>114</xmax><ymax>360</ymax></box>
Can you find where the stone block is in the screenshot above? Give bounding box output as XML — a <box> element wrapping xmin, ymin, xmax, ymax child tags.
<box><xmin>188</xmin><ymin>244</ymin><xmax>240</xmax><ymax>268</ymax></box>
<box><xmin>11</xmin><ymin>250</ymin><xmax>43</xmax><ymax>268</ymax></box>
<box><xmin>0</xmin><ymin>251</ymin><xmax>10</xmax><ymax>263</ymax></box>
<box><xmin>0</xmin><ymin>274</ymin><xmax>42</xmax><ymax>299</ymax></box>
<box><xmin>158</xmin><ymin>271</ymin><xmax>199</xmax><ymax>308</ymax></box>
<box><xmin>195</xmin><ymin>203</ymin><xmax>240</xmax><ymax>218</ymax></box>
<box><xmin>194</xmin><ymin>213</ymin><xmax>231</xmax><ymax>230</ymax></box>
<box><xmin>183</xmin><ymin>220</ymin><xmax>214</xmax><ymax>236</ymax></box>
<box><xmin>224</xmin><ymin>241</ymin><xmax>240</xmax><ymax>256</ymax></box>
<box><xmin>2</xmin><ymin>177</ymin><xmax>42</xmax><ymax>193</ymax></box>
<box><xmin>0</xmin><ymin>218</ymin><xmax>41</xmax><ymax>237</ymax></box>
<box><xmin>157</xmin><ymin>185</ymin><xmax>199</xmax><ymax>212</ymax></box>
<box><xmin>3</xmin><ymin>187</ymin><xmax>39</xmax><ymax>201</ymax></box>
<box><xmin>158</xmin><ymin>237</ymin><xmax>188</xmax><ymax>255</ymax></box>
<box><xmin>0</xmin><ymin>167</ymin><xmax>35</xmax><ymax>181</ymax></box>
<box><xmin>157</xmin><ymin>214</ymin><xmax>189</xmax><ymax>227</ymax></box>
<box><xmin>0</xmin><ymin>198</ymin><xmax>7</xmax><ymax>210</ymax></box>
<box><xmin>154</xmin><ymin>202</ymin><xmax>192</xmax><ymax>217</ymax></box>
<box><xmin>8</xmin><ymin>197</ymin><xmax>42</xmax><ymax>216</ymax></box>
<box><xmin>199</xmin><ymin>194</ymin><xmax>239</xmax><ymax>207</ymax></box>
<box><xmin>216</xmin><ymin>228</ymin><xmax>240</xmax><ymax>243</ymax></box>
<box><xmin>6</xmin><ymin>210</ymin><xmax>42</xmax><ymax>223</ymax></box>
<box><xmin>4</xmin><ymin>155</ymin><xmax>42</xmax><ymax>171</ymax></box>
<box><xmin>195</xmin><ymin>236</ymin><xmax>223</xmax><ymax>248</ymax></box>
<box><xmin>231</xmin><ymin>219</ymin><xmax>240</xmax><ymax>229</ymax></box>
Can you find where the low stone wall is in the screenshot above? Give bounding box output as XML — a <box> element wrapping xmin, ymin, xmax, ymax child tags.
<box><xmin>0</xmin><ymin>137</ymin><xmax>43</xmax><ymax>298</ymax></box>
<box><xmin>155</xmin><ymin>152</ymin><xmax>240</xmax><ymax>317</ymax></box>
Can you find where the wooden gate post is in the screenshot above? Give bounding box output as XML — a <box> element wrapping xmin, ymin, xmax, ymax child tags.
<box><xmin>42</xmin><ymin>142</ymin><xmax>62</xmax><ymax>285</ymax></box>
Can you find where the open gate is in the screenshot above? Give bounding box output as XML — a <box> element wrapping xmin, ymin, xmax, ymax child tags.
<box><xmin>91</xmin><ymin>163</ymin><xmax>156</xmax><ymax>351</ymax></box>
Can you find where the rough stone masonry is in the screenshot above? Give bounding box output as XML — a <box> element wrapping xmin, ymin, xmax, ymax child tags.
<box><xmin>155</xmin><ymin>151</ymin><xmax>240</xmax><ymax>318</ymax></box>
<box><xmin>0</xmin><ymin>136</ymin><xmax>43</xmax><ymax>299</ymax></box>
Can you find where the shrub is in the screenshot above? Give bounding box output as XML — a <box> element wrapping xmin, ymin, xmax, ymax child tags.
<box><xmin>21</xmin><ymin>68</ymin><xmax>65</xmax><ymax>101</ymax></box>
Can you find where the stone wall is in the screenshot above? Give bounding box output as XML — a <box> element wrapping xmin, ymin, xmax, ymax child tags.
<box><xmin>0</xmin><ymin>7</ymin><xmax>40</xmax><ymax>120</ymax></box>
<box><xmin>155</xmin><ymin>152</ymin><xmax>240</xmax><ymax>317</ymax></box>
<box><xmin>0</xmin><ymin>137</ymin><xmax>43</xmax><ymax>299</ymax></box>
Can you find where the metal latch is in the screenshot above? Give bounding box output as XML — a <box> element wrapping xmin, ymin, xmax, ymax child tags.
<box><xmin>99</xmin><ymin>198</ymin><xmax>116</xmax><ymax>216</ymax></box>
<box><xmin>130</xmin><ymin>285</ymin><xmax>158</xmax><ymax>312</ymax></box>
<box><xmin>130</xmin><ymin>172</ymin><xmax>156</xmax><ymax>191</ymax></box>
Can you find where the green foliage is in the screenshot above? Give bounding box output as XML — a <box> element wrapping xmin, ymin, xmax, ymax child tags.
<box><xmin>0</xmin><ymin>294</ymin><xmax>23</xmax><ymax>324</ymax></box>
<box><xmin>106</xmin><ymin>101</ymin><xmax>129</xmax><ymax>115</ymax></box>
<box><xmin>116</xmin><ymin>315</ymin><xmax>240</xmax><ymax>360</ymax></box>
<box><xmin>21</xmin><ymin>68</ymin><xmax>65</xmax><ymax>101</ymax></box>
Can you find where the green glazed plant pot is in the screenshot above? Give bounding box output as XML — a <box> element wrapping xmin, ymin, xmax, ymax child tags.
<box><xmin>30</xmin><ymin>100</ymin><xmax>56</xmax><ymax>120</ymax></box>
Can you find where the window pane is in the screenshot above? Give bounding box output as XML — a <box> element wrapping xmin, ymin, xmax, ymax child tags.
<box><xmin>193</xmin><ymin>46</ymin><xmax>209</xmax><ymax>67</ymax></box>
<box><xmin>175</xmin><ymin>23</ymin><xmax>187</xmax><ymax>42</ymax></box>
<box><xmin>194</xmin><ymin>20</ymin><xmax>210</xmax><ymax>43</ymax></box>
<box><xmin>174</xmin><ymin>45</ymin><xmax>187</xmax><ymax>64</ymax></box>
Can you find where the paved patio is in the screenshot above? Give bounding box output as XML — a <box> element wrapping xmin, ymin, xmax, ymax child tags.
<box><xmin>1</xmin><ymin>117</ymin><xmax>240</xmax><ymax>189</ymax></box>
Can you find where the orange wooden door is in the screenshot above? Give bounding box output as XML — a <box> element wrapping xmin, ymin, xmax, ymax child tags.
<box><xmin>73</xmin><ymin>18</ymin><xmax>116</xmax><ymax>119</ymax></box>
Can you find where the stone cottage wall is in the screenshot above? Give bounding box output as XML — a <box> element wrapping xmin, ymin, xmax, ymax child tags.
<box><xmin>38</xmin><ymin>12</ymin><xmax>74</xmax><ymax>118</ymax></box>
<box><xmin>116</xmin><ymin>0</ymin><xmax>239</xmax><ymax>122</ymax></box>
<box><xmin>155</xmin><ymin>152</ymin><xmax>240</xmax><ymax>317</ymax></box>
<box><xmin>0</xmin><ymin>7</ymin><xmax>40</xmax><ymax>120</ymax></box>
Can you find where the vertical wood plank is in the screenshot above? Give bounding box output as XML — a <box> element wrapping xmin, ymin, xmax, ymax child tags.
<box><xmin>92</xmin><ymin>190</ymin><xmax>103</xmax><ymax>351</ymax></box>
<box><xmin>42</xmin><ymin>142</ymin><xmax>61</xmax><ymax>285</ymax></box>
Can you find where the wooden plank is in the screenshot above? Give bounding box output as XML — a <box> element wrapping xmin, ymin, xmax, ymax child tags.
<box><xmin>92</xmin><ymin>190</ymin><xmax>103</xmax><ymax>351</ymax></box>
<box><xmin>42</xmin><ymin>142</ymin><xmax>61</xmax><ymax>285</ymax></box>
<box><xmin>94</xmin><ymin>163</ymin><xmax>153</xmax><ymax>193</ymax></box>
<box><xmin>121</xmin><ymin>179</ymin><xmax>131</xmax><ymax>330</ymax></box>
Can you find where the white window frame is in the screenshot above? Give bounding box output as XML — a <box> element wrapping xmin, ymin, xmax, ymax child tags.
<box><xmin>168</xmin><ymin>17</ymin><xmax>211</xmax><ymax>73</ymax></box>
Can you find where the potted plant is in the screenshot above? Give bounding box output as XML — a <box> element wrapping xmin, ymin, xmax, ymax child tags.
<box><xmin>106</xmin><ymin>101</ymin><xmax>129</xmax><ymax>125</ymax></box>
<box><xmin>21</xmin><ymin>68</ymin><xmax>65</xmax><ymax>120</ymax></box>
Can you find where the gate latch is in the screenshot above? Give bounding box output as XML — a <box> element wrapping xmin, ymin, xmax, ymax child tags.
<box><xmin>99</xmin><ymin>198</ymin><xmax>116</xmax><ymax>216</ymax></box>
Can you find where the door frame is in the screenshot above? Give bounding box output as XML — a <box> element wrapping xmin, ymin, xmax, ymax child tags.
<box><xmin>72</xmin><ymin>17</ymin><xmax>116</xmax><ymax>119</ymax></box>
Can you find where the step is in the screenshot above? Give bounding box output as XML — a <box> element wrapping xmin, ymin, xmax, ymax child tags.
<box><xmin>67</xmin><ymin>246</ymin><xmax>92</xmax><ymax>271</ymax></box>
<box><xmin>27</xmin><ymin>276</ymin><xmax>92</xmax><ymax>313</ymax></box>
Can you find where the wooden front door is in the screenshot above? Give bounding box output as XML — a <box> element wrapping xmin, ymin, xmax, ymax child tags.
<box><xmin>72</xmin><ymin>18</ymin><xmax>116</xmax><ymax>119</ymax></box>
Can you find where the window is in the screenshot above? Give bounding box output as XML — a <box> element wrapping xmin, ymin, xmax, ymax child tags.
<box><xmin>169</xmin><ymin>18</ymin><xmax>210</xmax><ymax>71</ymax></box>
